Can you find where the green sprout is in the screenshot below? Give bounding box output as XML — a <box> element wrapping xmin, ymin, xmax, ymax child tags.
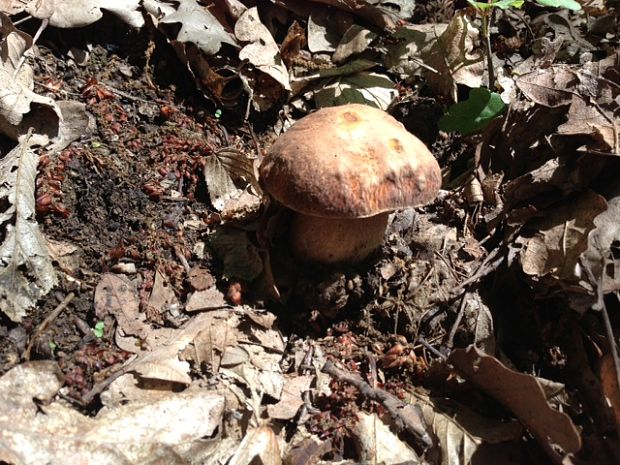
<box><xmin>93</xmin><ymin>321</ymin><xmax>105</xmax><ymax>339</ymax></box>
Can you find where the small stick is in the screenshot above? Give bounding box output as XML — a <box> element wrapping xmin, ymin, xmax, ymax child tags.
<box><xmin>446</xmin><ymin>292</ymin><xmax>469</xmax><ymax>350</ymax></box>
<box><xmin>322</xmin><ymin>360</ymin><xmax>433</xmax><ymax>449</ymax></box>
<box><xmin>24</xmin><ymin>292</ymin><xmax>75</xmax><ymax>360</ymax></box>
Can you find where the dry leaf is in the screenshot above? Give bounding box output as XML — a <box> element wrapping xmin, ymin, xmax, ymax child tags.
<box><xmin>414</xmin><ymin>394</ymin><xmax>523</xmax><ymax>465</ymax></box>
<box><xmin>0</xmin><ymin>362</ymin><xmax>224</xmax><ymax>464</ymax></box>
<box><xmin>185</xmin><ymin>286</ymin><xmax>227</xmax><ymax>312</ymax></box>
<box><xmin>354</xmin><ymin>412</ymin><xmax>420</xmax><ymax>465</ymax></box>
<box><xmin>25</xmin><ymin>0</ymin><xmax>143</xmax><ymax>28</ymax></box>
<box><xmin>422</xmin><ymin>13</ymin><xmax>485</xmax><ymax>100</ymax></box>
<box><xmin>228</xmin><ymin>425</ymin><xmax>282</xmax><ymax>465</ymax></box>
<box><xmin>148</xmin><ymin>269</ymin><xmax>179</xmax><ymax>314</ymax></box>
<box><xmin>0</xmin><ymin>137</ymin><xmax>57</xmax><ymax>322</ymax></box>
<box><xmin>144</xmin><ymin>0</ymin><xmax>237</xmax><ymax>55</ymax></box>
<box><xmin>599</xmin><ymin>353</ymin><xmax>620</xmax><ymax>434</ymax></box>
<box><xmin>518</xmin><ymin>190</ymin><xmax>607</xmax><ymax>281</ymax></box>
<box><xmin>449</xmin><ymin>346</ymin><xmax>582</xmax><ymax>454</ymax></box>
<box><xmin>332</xmin><ymin>25</ymin><xmax>376</xmax><ymax>63</ymax></box>
<box><xmin>267</xmin><ymin>374</ymin><xmax>314</xmax><ymax>420</ymax></box>
<box><xmin>235</xmin><ymin>7</ymin><xmax>291</xmax><ymax>92</ymax></box>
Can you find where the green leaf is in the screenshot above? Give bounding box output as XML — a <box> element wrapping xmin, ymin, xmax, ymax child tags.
<box><xmin>93</xmin><ymin>321</ymin><xmax>105</xmax><ymax>338</ymax></box>
<box><xmin>534</xmin><ymin>0</ymin><xmax>582</xmax><ymax>10</ymax></box>
<box><xmin>439</xmin><ymin>88</ymin><xmax>506</xmax><ymax>135</ymax></box>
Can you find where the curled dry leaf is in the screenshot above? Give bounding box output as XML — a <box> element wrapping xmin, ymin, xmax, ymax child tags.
<box><xmin>422</xmin><ymin>13</ymin><xmax>485</xmax><ymax>101</ymax></box>
<box><xmin>0</xmin><ymin>137</ymin><xmax>57</xmax><ymax>322</ymax></box>
<box><xmin>449</xmin><ymin>345</ymin><xmax>582</xmax><ymax>455</ymax></box>
<box><xmin>235</xmin><ymin>7</ymin><xmax>291</xmax><ymax>93</ymax></box>
<box><xmin>0</xmin><ymin>13</ymin><xmax>61</xmax><ymax>142</ymax></box>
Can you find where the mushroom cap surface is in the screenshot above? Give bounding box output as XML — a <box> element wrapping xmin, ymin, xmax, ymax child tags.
<box><xmin>259</xmin><ymin>104</ymin><xmax>441</xmax><ymax>218</ymax></box>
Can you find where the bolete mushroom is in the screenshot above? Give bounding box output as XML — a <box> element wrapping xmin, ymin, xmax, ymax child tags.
<box><xmin>259</xmin><ymin>104</ymin><xmax>441</xmax><ymax>264</ymax></box>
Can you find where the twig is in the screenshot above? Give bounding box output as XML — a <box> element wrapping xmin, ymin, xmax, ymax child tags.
<box><xmin>416</xmin><ymin>337</ymin><xmax>447</xmax><ymax>361</ymax></box>
<box><xmin>591</xmin><ymin>259</ymin><xmax>620</xmax><ymax>400</ymax></box>
<box><xmin>80</xmin><ymin>354</ymin><xmax>138</xmax><ymax>405</ymax></box>
<box><xmin>445</xmin><ymin>245</ymin><xmax>505</xmax><ymax>301</ymax></box>
<box><xmin>24</xmin><ymin>292</ymin><xmax>75</xmax><ymax>360</ymax></box>
<box><xmin>322</xmin><ymin>360</ymin><xmax>433</xmax><ymax>449</ymax></box>
<box><xmin>13</xmin><ymin>18</ymin><xmax>48</xmax><ymax>79</ymax></box>
<box><xmin>445</xmin><ymin>292</ymin><xmax>469</xmax><ymax>350</ymax></box>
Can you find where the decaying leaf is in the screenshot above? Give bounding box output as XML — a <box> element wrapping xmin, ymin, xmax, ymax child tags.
<box><xmin>581</xmin><ymin>192</ymin><xmax>620</xmax><ymax>297</ymax></box>
<box><xmin>332</xmin><ymin>24</ymin><xmax>377</xmax><ymax>63</ymax></box>
<box><xmin>421</xmin><ymin>13</ymin><xmax>485</xmax><ymax>100</ymax></box>
<box><xmin>144</xmin><ymin>0</ymin><xmax>237</xmax><ymax>55</ymax></box>
<box><xmin>354</xmin><ymin>412</ymin><xmax>420</xmax><ymax>465</ymax></box>
<box><xmin>516</xmin><ymin>54</ymin><xmax>620</xmax><ymax>152</ymax></box>
<box><xmin>235</xmin><ymin>7</ymin><xmax>291</xmax><ymax>94</ymax></box>
<box><xmin>0</xmin><ymin>13</ymin><xmax>62</xmax><ymax>143</ymax></box>
<box><xmin>314</xmin><ymin>71</ymin><xmax>397</xmax><ymax>109</ymax></box>
<box><xmin>228</xmin><ymin>425</ymin><xmax>281</xmax><ymax>465</ymax></box>
<box><xmin>0</xmin><ymin>362</ymin><xmax>224</xmax><ymax>464</ymax></box>
<box><xmin>24</xmin><ymin>0</ymin><xmax>143</xmax><ymax>28</ymax></box>
<box><xmin>0</xmin><ymin>137</ymin><xmax>57</xmax><ymax>322</ymax></box>
<box><xmin>267</xmin><ymin>374</ymin><xmax>314</xmax><ymax>420</ymax></box>
<box><xmin>517</xmin><ymin>190</ymin><xmax>607</xmax><ymax>281</ymax></box>
<box><xmin>203</xmin><ymin>148</ymin><xmax>260</xmax><ymax>216</ymax></box>
<box><xmin>449</xmin><ymin>346</ymin><xmax>582</xmax><ymax>455</ymax></box>
<box><xmin>414</xmin><ymin>394</ymin><xmax>523</xmax><ymax>465</ymax></box>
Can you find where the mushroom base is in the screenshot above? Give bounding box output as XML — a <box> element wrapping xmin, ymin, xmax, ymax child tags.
<box><xmin>290</xmin><ymin>212</ymin><xmax>390</xmax><ymax>264</ymax></box>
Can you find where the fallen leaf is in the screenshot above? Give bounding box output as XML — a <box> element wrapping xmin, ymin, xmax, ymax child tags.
<box><xmin>314</xmin><ymin>71</ymin><xmax>398</xmax><ymax>110</ymax></box>
<box><xmin>518</xmin><ymin>190</ymin><xmax>607</xmax><ymax>281</ymax></box>
<box><xmin>413</xmin><ymin>394</ymin><xmax>523</xmax><ymax>465</ymax></box>
<box><xmin>186</xmin><ymin>286</ymin><xmax>228</xmax><ymax>312</ymax></box>
<box><xmin>422</xmin><ymin>13</ymin><xmax>485</xmax><ymax>100</ymax></box>
<box><xmin>354</xmin><ymin>412</ymin><xmax>420</xmax><ymax>465</ymax></box>
<box><xmin>25</xmin><ymin>0</ymin><xmax>143</xmax><ymax>28</ymax></box>
<box><xmin>147</xmin><ymin>269</ymin><xmax>179</xmax><ymax>314</ymax></box>
<box><xmin>449</xmin><ymin>345</ymin><xmax>582</xmax><ymax>454</ymax></box>
<box><xmin>332</xmin><ymin>24</ymin><xmax>376</xmax><ymax>63</ymax></box>
<box><xmin>235</xmin><ymin>7</ymin><xmax>291</xmax><ymax>93</ymax></box>
<box><xmin>209</xmin><ymin>228</ymin><xmax>263</xmax><ymax>281</ymax></box>
<box><xmin>228</xmin><ymin>425</ymin><xmax>281</xmax><ymax>465</ymax></box>
<box><xmin>0</xmin><ymin>362</ymin><xmax>224</xmax><ymax>464</ymax></box>
<box><xmin>144</xmin><ymin>0</ymin><xmax>237</xmax><ymax>55</ymax></box>
<box><xmin>0</xmin><ymin>136</ymin><xmax>57</xmax><ymax>322</ymax></box>
<box><xmin>599</xmin><ymin>353</ymin><xmax>620</xmax><ymax>434</ymax></box>
<box><xmin>267</xmin><ymin>374</ymin><xmax>314</xmax><ymax>420</ymax></box>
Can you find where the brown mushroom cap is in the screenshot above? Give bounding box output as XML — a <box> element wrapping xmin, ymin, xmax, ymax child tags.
<box><xmin>259</xmin><ymin>104</ymin><xmax>441</xmax><ymax>219</ymax></box>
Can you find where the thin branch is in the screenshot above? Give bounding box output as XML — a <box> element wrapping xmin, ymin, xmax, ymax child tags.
<box><xmin>322</xmin><ymin>360</ymin><xmax>433</xmax><ymax>449</ymax></box>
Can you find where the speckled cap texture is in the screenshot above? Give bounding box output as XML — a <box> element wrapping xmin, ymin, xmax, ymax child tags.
<box><xmin>259</xmin><ymin>103</ymin><xmax>442</xmax><ymax>219</ymax></box>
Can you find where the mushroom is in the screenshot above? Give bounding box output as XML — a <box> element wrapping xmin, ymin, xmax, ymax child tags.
<box><xmin>259</xmin><ymin>104</ymin><xmax>441</xmax><ymax>264</ymax></box>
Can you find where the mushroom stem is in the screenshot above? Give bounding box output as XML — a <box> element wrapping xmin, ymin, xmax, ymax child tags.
<box><xmin>290</xmin><ymin>212</ymin><xmax>390</xmax><ymax>264</ymax></box>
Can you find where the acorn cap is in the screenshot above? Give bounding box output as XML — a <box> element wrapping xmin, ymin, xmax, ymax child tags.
<box><xmin>259</xmin><ymin>104</ymin><xmax>441</xmax><ymax>219</ymax></box>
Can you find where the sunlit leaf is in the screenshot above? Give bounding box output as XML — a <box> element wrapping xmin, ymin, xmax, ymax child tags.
<box><xmin>439</xmin><ymin>88</ymin><xmax>505</xmax><ymax>135</ymax></box>
<box><xmin>534</xmin><ymin>0</ymin><xmax>582</xmax><ymax>10</ymax></box>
